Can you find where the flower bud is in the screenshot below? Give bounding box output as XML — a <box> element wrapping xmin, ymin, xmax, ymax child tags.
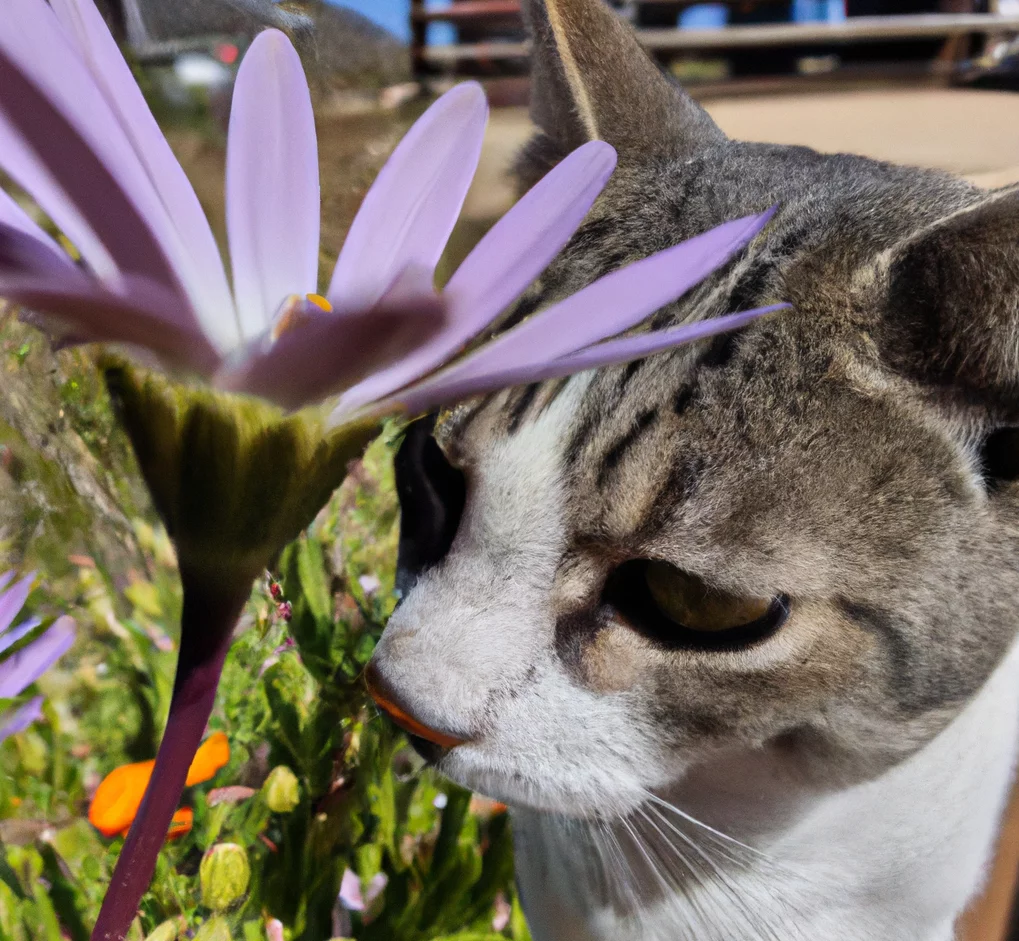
<box><xmin>144</xmin><ymin>919</ymin><xmax>182</xmax><ymax>941</ymax></box>
<box><xmin>263</xmin><ymin>766</ymin><xmax>300</xmax><ymax>814</ymax></box>
<box><xmin>193</xmin><ymin>917</ymin><xmax>232</xmax><ymax>941</ymax></box>
<box><xmin>199</xmin><ymin>843</ymin><xmax>250</xmax><ymax>911</ymax></box>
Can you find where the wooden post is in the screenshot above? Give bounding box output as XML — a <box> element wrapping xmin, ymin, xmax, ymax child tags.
<box><xmin>410</xmin><ymin>0</ymin><xmax>430</xmax><ymax>78</ymax></box>
<box><xmin>958</xmin><ymin>779</ymin><xmax>1019</xmax><ymax>941</ymax></box>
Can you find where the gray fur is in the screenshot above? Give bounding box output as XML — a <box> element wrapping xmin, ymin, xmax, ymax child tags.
<box><xmin>371</xmin><ymin>1</ymin><xmax>1019</xmax><ymax>937</ymax></box>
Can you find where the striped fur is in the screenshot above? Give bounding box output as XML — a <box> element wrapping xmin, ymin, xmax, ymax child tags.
<box><xmin>370</xmin><ymin>1</ymin><xmax>1019</xmax><ymax>938</ymax></box>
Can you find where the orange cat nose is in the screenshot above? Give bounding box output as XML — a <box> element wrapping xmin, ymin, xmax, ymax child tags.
<box><xmin>364</xmin><ymin>662</ymin><xmax>469</xmax><ymax>750</ymax></box>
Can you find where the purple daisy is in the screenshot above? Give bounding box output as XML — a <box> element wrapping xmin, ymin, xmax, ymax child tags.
<box><xmin>0</xmin><ymin>0</ymin><xmax>778</xmax><ymax>418</ymax></box>
<box><xmin>0</xmin><ymin>571</ymin><xmax>75</xmax><ymax>744</ymax></box>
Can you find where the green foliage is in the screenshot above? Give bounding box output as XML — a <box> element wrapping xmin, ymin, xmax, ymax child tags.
<box><xmin>0</xmin><ymin>421</ymin><xmax>527</xmax><ymax>941</ymax></box>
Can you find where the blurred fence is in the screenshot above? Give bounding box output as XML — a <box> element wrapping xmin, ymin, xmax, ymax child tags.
<box><xmin>409</xmin><ymin>0</ymin><xmax>1019</xmax><ymax>93</ymax></box>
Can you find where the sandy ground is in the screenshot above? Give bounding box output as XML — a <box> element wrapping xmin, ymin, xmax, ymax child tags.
<box><xmin>462</xmin><ymin>88</ymin><xmax>1019</xmax><ymax>221</ymax></box>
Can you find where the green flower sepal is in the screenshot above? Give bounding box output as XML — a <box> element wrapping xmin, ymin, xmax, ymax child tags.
<box><xmin>102</xmin><ymin>357</ymin><xmax>377</xmax><ymax>593</ymax></box>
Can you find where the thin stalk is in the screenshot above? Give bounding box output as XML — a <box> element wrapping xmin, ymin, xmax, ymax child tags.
<box><xmin>91</xmin><ymin>570</ymin><xmax>250</xmax><ymax>941</ymax></box>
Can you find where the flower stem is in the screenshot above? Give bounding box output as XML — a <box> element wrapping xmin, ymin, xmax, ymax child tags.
<box><xmin>91</xmin><ymin>570</ymin><xmax>250</xmax><ymax>941</ymax></box>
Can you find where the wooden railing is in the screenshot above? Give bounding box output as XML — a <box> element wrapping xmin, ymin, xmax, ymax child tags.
<box><xmin>409</xmin><ymin>0</ymin><xmax>1019</xmax><ymax>84</ymax></box>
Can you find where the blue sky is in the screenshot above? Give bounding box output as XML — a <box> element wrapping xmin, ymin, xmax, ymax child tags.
<box><xmin>330</xmin><ymin>0</ymin><xmax>413</xmax><ymax>40</ymax></box>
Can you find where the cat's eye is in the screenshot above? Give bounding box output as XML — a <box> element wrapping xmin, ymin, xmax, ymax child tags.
<box><xmin>602</xmin><ymin>559</ymin><xmax>788</xmax><ymax>651</ymax></box>
<box><xmin>979</xmin><ymin>427</ymin><xmax>1019</xmax><ymax>491</ymax></box>
<box><xmin>393</xmin><ymin>416</ymin><xmax>466</xmax><ymax>596</ymax></box>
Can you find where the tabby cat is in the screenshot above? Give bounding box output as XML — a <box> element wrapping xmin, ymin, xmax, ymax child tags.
<box><xmin>365</xmin><ymin>0</ymin><xmax>1019</xmax><ymax>937</ymax></box>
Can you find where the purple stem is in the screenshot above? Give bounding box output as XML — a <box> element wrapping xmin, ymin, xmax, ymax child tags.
<box><xmin>91</xmin><ymin>570</ymin><xmax>249</xmax><ymax>941</ymax></box>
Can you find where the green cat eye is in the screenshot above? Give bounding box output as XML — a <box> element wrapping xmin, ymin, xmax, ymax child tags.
<box><xmin>602</xmin><ymin>559</ymin><xmax>788</xmax><ymax>650</ymax></box>
<box><xmin>644</xmin><ymin>562</ymin><xmax>773</xmax><ymax>633</ymax></box>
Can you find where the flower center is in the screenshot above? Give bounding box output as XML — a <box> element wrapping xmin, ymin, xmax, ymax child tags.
<box><xmin>271</xmin><ymin>293</ymin><xmax>333</xmax><ymax>341</ymax></box>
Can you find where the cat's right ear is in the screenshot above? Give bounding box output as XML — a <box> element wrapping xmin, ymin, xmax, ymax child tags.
<box><xmin>519</xmin><ymin>0</ymin><xmax>724</xmax><ymax>177</ymax></box>
<box><xmin>877</xmin><ymin>186</ymin><xmax>1019</xmax><ymax>413</ymax></box>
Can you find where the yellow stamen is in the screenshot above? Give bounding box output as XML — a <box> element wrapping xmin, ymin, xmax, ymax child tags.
<box><xmin>271</xmin><ymin>294</ymin><xmax>332</xmax><ymax>342</ymax></box>
<box><xmin>306</xmin><ymin>293</ymin><xmax>332</xmax><ymax>313</ymax></box>
<box><xmin>58</xmin><ymin>233</ymin><xmax>81</xmax><ymax>261</ymax></box>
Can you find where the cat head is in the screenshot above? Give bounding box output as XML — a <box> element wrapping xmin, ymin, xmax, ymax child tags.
<box><xmin>366</xmin><ymin>0</ymin><xmax>1019</xmax><ymax>822</ymax></box>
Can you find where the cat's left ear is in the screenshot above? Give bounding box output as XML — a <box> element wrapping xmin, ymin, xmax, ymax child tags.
<box><xmin>878</xmin><ymin>186</ymin><xmax>1019</xmax><ymax>409</ymax></box>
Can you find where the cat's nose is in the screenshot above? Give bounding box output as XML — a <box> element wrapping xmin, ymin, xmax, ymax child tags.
<box><xmin>364</xmin><ymin>660</ymin><xmax>470</xmax><ymax>750</ymax></box>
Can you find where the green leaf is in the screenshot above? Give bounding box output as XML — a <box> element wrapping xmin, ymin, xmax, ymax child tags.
<box><xmin>430</xmin><ymin>787</ymin><xmax>472</xmax><ymax>878</ymax></box>
<box><xmin>262</xmin><ymin>661</ymin><xmax>307</xmax><ymax>770</ymax></box>
<box><xmin>296</xmin><ymin>537</ymin><xmax>331</xmax><ymax>624</ymax></box>
<box><xmin>510</xmin><ymin>894</ymin><xmax>531</xmax><ymax>941</ymax></box>
<box><xmin>0</xmin><ymin>845</ymin><xmax>26</xmax><ymax>900</ymax></box>
<box><xmin>30</xmin><ymin>878</ymin><xmax>64</xmax><ymax>941</ymax></box>
<box><xmin>38</xmin><ymin>843</ymin><xmax>89</xmax><ymax>941</ymax></box>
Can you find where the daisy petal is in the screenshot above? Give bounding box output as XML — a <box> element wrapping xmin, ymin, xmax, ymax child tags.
<box><xmin>0</xmin><ymin>618</ymin><xmax>42</xmax><ymax>657</ymax></box>
<box><xmin>215</xmin><ymin>296</ymin><xmax>447</xmax><ymax>412</ymax></box>
<box><xmin>0</xmin><ymin>616</ymin><xmax>75</xmax><ymax>699</ymax></box>
<box><xmin>0</xmin><ymin>220</ymin><xmax>79</xmax><ymax>279</ymax></box>
<box><xmin>0</xmin><ymin>273</ymin><xmax>221</xmax><ymax>375</ymax></box>
<box><xmin>335</xmin><ymin>141</ymin><xmax>617</xmax><ymax>415</ymax></box>
<box><xmin>0</xmin><ymin>573</ymin><xmax>14</xmax><ymax>594</ymax></box>
<box><xmin>0</xmin><ymin>0</ymin><xmax>188</xmax><ymax>291</ymax></box>
<box><xmin>49</xmin><ymin>0</ymin><xmax>237</xmax><ymax>346</ymax></box>
<box><xmin>390</xmin><ymin>305</ymin><xmax>785</xmax><ymax>416</ymax></box>
<box><xmin>0</xmin><ymin>186</ymin><xmax>61</xmax><ymax>253</ymax></box>
<box><xmin>335</xmin><ymin>209</ymin><xmax>776</xmax><ymax>421</ymax></box>
<box><xmin>0</xmin><ymin>574</ymin><xmax>33</xmax><ymax>635</ymax></box>
<box><xmin>227</xmin><ymin>29</ymin><xmax>320</xmax><ymax>341</ymax></box>
<box><xmin>0</xmin><ymin>44</ymin><xmax>179</xmax><ymax>291</ymax></box>
<box><xmin>0</xmin><ymin>112</ymin><xmax>117</xmax><ymax>282</ymax></box>
<box><xmin>327</xmin><ymin>82</ymin><xmax>488</xmax><ymax>311</ymax></box>
<box><xmin>0</xmin><ymin>696</ymin><xmax>45</xmax><ymax>743</ymax></box>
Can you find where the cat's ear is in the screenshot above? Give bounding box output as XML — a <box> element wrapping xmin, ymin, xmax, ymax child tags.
<box><xmin>879</xmin><ymin>186</ymin><xmax>1019</xmax><ymax>409</ymax></box>
<box><xmin>519</xmin><ymin>0</ymin><xmax>724</xmax><ymax>166</ymax></box>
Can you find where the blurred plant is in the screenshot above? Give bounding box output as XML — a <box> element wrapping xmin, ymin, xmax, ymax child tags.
<box><xmin>0</xmin><ymin>443</ymin><xmax>529</xmax><ymax>941</ymax></box>
<box><xmin>0</xmin><ymin>571</ymin><xmax>76</xmax><ymax>743</ymax></box>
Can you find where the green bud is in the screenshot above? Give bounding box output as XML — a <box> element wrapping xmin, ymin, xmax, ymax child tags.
<box><xmin>263</xmin><ymin>765</ymin><xmax>301</xmax><ymax>814</ymax></box>
<box><xmin>199</xmin><ymin>843</ymin><xmax>251</xmax><ymax>911</ymax></box>
<box><xmin>193</xmin><ymin>917</ymin><xmax>232</xmax><ymax>941</ymax></box>
<box><xmin>144</xmin><ymin>919</ymin><xmax>182</xmax><ymax>941</ymax></box>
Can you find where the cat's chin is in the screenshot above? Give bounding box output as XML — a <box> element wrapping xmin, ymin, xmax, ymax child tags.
<box><xmin>429</xmin><ymin>745</ymin><xmax>645</xmax><ymax>820</ymax></box>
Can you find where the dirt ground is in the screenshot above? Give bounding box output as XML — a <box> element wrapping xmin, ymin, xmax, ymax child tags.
<box><xmin>462</xmin><ymin>87</ymin><xmax>1019</xmax><ymax>222</ymax></box>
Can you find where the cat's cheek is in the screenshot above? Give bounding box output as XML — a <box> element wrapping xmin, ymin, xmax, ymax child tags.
<box><xmin>574</xmin><ymin>627</ymin><xmax>645</xmax><ymax>694</ymax></box>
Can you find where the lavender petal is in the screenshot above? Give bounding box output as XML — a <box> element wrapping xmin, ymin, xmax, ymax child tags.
<box><xmin>0</xmin><ymin>273</ymin><xmax>222</xmax><ymax>375</ymax></box>
<box><xmin>215</xmin><ymin>296</ymin><xmax>447</xmax><ymax>412</ymax></box>
<box><xmin>49</xmin><ymin>0</ymin><xmax>239</xmax><ymax>350</ymax></box>
<box><xmin>326</xmin><ymin>82</ymin><xmax>488</xmax><ymax>311</ymax></box>
<box><xmin>0</xmin><ymin>696</ymin><xmax>45</xmax><ymax>743</ymax></box>
<box><xmin>339</xmin><ymin>870</ymin><xmax>365</xmax><ymax>912</ymax></box>
<box><xmin>0</xmin><ymin>1</ymin><xmax>188</xmax><ymax>295</ymax></box>
<box><xmin>0</xmin><ymin>574</ymin><xmax>33</xmax><ymax>635</ymax></box>
<box><xmin>334</xmin><ymin>141</ymin><xmax>617</xmax><ymax>416</ymax></box>
<box><xmin>390</xmin><ymin>305</ymin><xmax>786</xmax><ymax>416</ymax></box>
<box><xmin>0</xmin><ymin>618</ymin><xmax>43</xmax><ymax>657</ymax></box>
<box><xmin>0</xmin><ymin>616</ymin><xmax>75</xmax><ymax>699</ymax></box>
<box><xmin>360</xmin><ymin>210</ymin><xmax>776</xmax><ymax>418</ymax></box>
<box><xmin>0</xmin><ymin>220</ymin><xmax>83</xmax><ymax>280</ymax></box>
<box><xmin>227</xmin><ymin>29</ymin><xmax>320</xmax><ymax>341</ymax></box>
<box><xmin>0</xmin><ymin>186</ymin><xmax>62</xmax><ymax>253</ymax></box>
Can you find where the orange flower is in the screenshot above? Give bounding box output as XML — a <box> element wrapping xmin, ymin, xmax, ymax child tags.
<box><xmin>166</xmin><ymin>808</ymin><xmax>193</xmax><ymax>840</ymax></box>
<box><xmin>89</xmin><ymin>733</ymin><xmax>229</xmax><ymax>839</ymax></box>
<box><xmin>186</xmin><ymin>732</ymin><xmax>229</xmax><ymax>786</ymax></box>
